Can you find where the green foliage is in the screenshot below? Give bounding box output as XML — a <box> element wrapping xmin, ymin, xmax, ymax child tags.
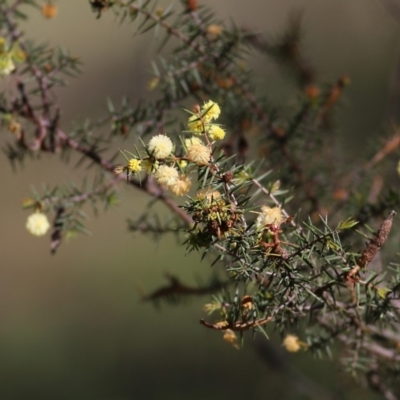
<box><xmin>1</xmin><ymin>0</ymin><xmax>400</xmax><ymax>398</ymax></box>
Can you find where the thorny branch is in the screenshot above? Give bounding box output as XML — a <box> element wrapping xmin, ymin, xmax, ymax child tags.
<box><xmin>1</xmin><ymin>1</ymin><xmax>400</xmax><ymax>398</ymax></box>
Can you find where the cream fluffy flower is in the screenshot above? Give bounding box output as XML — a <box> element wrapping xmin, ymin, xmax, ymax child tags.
<box><xmin>186</xmin><ymin>143</ymin><xmax>211</xmax><ymax>165</ymax></box>
<box><xmin>170</xmin><ymin>175</ymin><xmax>191</xmax><ymax>196</ymax></box>
<box><xmin>256</xmin><ymin>206</ymin><xmax>284</xmax><ymax>229</ymax></box>
<box><xmin>154</xmin><ymin>165</ymin><xmax>179</xmax><ymax>186</ymax></box>
<box><xmin>148</xmin><ymin>134</ymin><xmax>173</xmax><ymax>159</ymax></box>
<box><xmin>26</xmin><ymin>212</ymin><xmax>50</xmax><ymax>236</ymax></box>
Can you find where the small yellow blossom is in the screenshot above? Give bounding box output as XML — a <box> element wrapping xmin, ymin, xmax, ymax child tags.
<box><xmin>201</xmin><ymin>100</ymin><xmax>221</xmax><ymax>122</ymax></box>
<box><xmin>256</xmin><ymin>206</ymin><xmax>284</xmax><ymax>229</ymax></box>
<box><xmin>223</xmin><ymin>329</ymin><xmax>239</xmax><ymax>349</ymax></box>
<box><xmin>7</xmin><ymin>119</ymin><xmax>22</xmax><ymax>139</ymax></box>
<box><xmin>128</xmin><ymin>158</ymin><xmax>142</xmax><ymax>173</ymax></box>
<box><xmin>178</xmin><ymin>159</ymin><xmax>187</xmax><ymax>169</ymax></box>
<box><xmin>186</xmin><ymin>143</ymin><xmax>211</xmax><ymax>165</ymax></box>
<box><xmin>184</xmin><ymin>136</ymin><xmax>203</xmax><ymax>148</ymax></box>
<box><xmin>26</xmin><ymin>212</ymin><xmax>51</xmax><ymax>237</ymax></box>
<box><xmin>154</xmin><ymin>165</ymin><xmax>179</xmax><ymax>186</ymax></box>
<box><xmin>0</xmin><ymin>38</ymin><xmax>25</xmax><ymax>76</ymax></box>
<box><xmin>282</xmin><ymin>334</ymin><xmax>308</xmax><ymax>352</ymax></box>
<box><xmin>0</xmin><ymin>54</ymin><xmax>14</xmax><ymax>75</ymax></box>
<box><xmin>208</xmin><ymin>125</ymin><xmax>226</xmax><ymax>141</ymax></box>
<box><xmin>206</xmin><ymin>24</ymin><xmax>223</xmax><ymax>39</ymax></box>
<box><xmin>187</xmin><ymin>115</ymin><xmax>204</xmax><ymax>133</ymax></box>
<box><xmin>148</xmin><ymin>134</ymin><xmax>174</xmax><ymax>159</ymax></box>
<box><xmin>170</xmin><ymin>174</ymin><xmax>191</xmax><ymax>196</ymax></box>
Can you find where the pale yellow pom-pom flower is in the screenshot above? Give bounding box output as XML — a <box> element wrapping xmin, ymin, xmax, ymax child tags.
<box><xmin>154</xmin><ymin>165</ymin><xmax>179</xmax><ymax>186</ymax></box>
<box><xmin>148</xmin><ymin>134</ymin><xmax>174</xmax><ymax>159</ymax></box>
<box><xmin>201</xmin><ymin>100</ymin><xmax>221</xmax><ymax>122</ymax></box>
<box><xmin>187</xmin><ymin>115</ymin><xmax>203</xmax><ymax>133</ymax></box>
<box><xmin>208</xmin><ymin>125</ymin><xmax>226</xmax><ymax>141</ymax></box>
<box><xmin>256</xmin><ymin>206</ymin><xmax>284</xmax><ymax>229</ymax></box>
<box><xmin>26</xmin><ymin>212</ymin><xmax>50</xmax><ymax>237</ymax></box>
<box><xmin>282</xmin><ymin>334</ymin><xmax>308</xmax><ymax>352</ymax></box>
<box><xmin>170</xmin><ymin>174</ymin><xmax>191</xmax><ymax>196</ymax></box>
<box><xmin>186</xmin><ymin>143</ymin><xmax>211</xmax><ymax>165</ymax></box>
<box><xmin>128</xmin><ymin>158</ymin><xmax>142</xmax><ymax>173</ymax></box>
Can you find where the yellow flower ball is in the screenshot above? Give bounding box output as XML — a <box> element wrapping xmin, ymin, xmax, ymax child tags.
<box><xmin>128</xmin><ymin>158</ymin><xmax>142</xmax><ymax>173</ymax></box>
<box><xmin>208</xmin><ymin>125</ymin><xmax>226</xmax><ymax>141</ymax></box>
<box><xmin>187</xmin><ymin>115</ymin><xmax>204</xmax><ymax>133</ymax></box>
<box><xmin>201</xmin><ymin>100</ymin><xmax>221</xmax><ymax>122</ymax></box>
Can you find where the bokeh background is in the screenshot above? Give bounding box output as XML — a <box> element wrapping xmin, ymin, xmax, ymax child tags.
<box><xmin>1</xmin><ymin>0</ymin><xmax>399</xmax><ymax>398</ymax></box>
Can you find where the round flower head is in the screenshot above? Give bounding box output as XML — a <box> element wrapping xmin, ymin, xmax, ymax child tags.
<box><xmin>201</xmin><ymin>100</ymin><xmax>220</xmax><ymax>122</ymax></box>
<box><xmin>256</xmin><ymin>206</ymin><xmax>284</xmax><ymax>230</ymax></box>
<box><xmin>170</xmin><ymin>174</ymin><xmax>191</xmax><ymax>196</ymax></box>
<box><xmin>282</xmin><ymin>334</ymin><xmax>307</xmax><ymax>352</ymax></box>
<box><xmin>208</xmin><ymin>125</ymin><xmax>226</xmax><ymax>141</ymax></box>
<box><xmin>26</xmin><ymin>212</ymin><xmax>50</xmax><ymax>236</ymax></box>
<box><xmin>128</xmin><ymin>158</ymin><xmax>142</xmax><ymax>173</ymax></box>
<box><xmin>187</xmin><ymin>115</ymin><xmax>203</xmax><ymax>133</ymax></box>
<box><xmin>154</xmin><ymin>165</ymin><xmax>179</xmax><ymax>186</ymax></box>
<box><xmin>148</xmin><ymin>134</ymin><xmax>173</xmax><ymax>159</ymax></box>
<box><xmin>186</xmin><ymin>143</ymin><xmax>211</xmax><ymax>165</ymax></box>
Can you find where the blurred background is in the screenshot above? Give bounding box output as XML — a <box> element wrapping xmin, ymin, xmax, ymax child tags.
<box><xmin>1</xmin><ymin>0</ymin><xmax>399</xmax><ymax>398</ymax></box>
